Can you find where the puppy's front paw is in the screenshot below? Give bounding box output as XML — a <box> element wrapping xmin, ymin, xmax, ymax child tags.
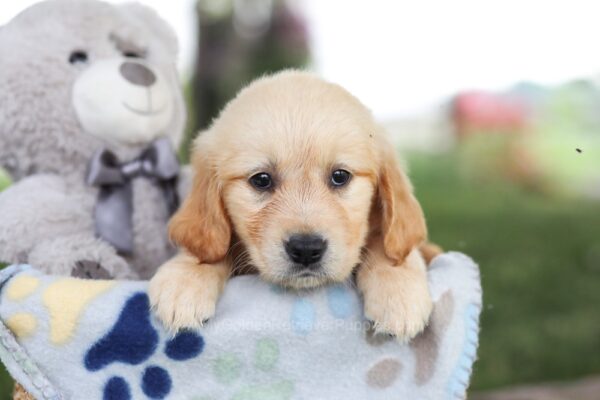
<box><xmin>362</xmin><ymin>287</ymin><xmax>432</xmax><ymax>342</ymax></box>
<box><xmin>148</xmin><ymin>257</ymin><xmax>227</xmax><ymax>332</ymax></box>
<box><xmin>358</xmin><ymin>259</ymin><xmax>433</xmax><ymax>342</ymax></box>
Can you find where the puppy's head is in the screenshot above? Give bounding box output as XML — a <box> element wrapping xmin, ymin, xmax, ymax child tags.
<box><xmin>171</xmin><ymin>71</ymin><xmax>426</xmax><ymax>288</ymax></box>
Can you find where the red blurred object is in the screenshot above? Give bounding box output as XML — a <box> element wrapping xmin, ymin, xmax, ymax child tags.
<box><xmin>453</xmin><ymin>91</ymin><xmax>530</xmax><ymax>138</ymax></box>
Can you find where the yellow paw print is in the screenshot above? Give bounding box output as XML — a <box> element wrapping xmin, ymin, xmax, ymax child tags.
<box><xmin>4</xmin><ymin>272</ymin><xmax>115</xmax><ymax>344</ymax></box>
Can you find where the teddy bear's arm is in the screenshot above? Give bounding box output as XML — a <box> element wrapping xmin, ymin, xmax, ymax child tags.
<box><xmin>26</xmin><ymin>234</ymin><xmax>136</xmax><ymax>279</ymax></box>
<box><xmin>176</xmin><ymin>164</ymin><xmax>193</xmax><ymax>200</ymax></box>
<box><xmin>0</xmin><ymin>174</ymin><xmax>134</xmax><ymax>278</ymax></box>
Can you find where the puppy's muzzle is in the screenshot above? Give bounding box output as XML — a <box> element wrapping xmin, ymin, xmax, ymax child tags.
<box><xmin>284</xmin><ymin>233</ymin><xmax>327</xmax><ymax>269</ymax></box>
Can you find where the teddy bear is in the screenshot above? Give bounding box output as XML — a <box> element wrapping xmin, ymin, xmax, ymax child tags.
<box><xmin>0</xmin><ymin>0</ymin><xmax>189</xmax><ymax>280</ymax></box>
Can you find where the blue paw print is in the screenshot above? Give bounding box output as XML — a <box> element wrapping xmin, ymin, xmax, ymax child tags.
<box><xmin>290</xmin><ymin>284</ymin><xmax>356</xmax><ymax>335</ymax></box>
<box><xmin>84</xmin><ymin>292</ymin><xmax>204</xmax><ymax>399</ymax></box>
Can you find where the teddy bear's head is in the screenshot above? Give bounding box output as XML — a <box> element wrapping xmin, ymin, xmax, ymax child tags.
<box><xmin>0</xmin><ymin>0</ymin><xmax>186</xmax><ymax>179</ymax></box>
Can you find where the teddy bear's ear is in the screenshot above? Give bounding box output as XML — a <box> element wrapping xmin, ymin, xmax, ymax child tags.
<box><xmin>119</xmin><ymin>3</ymin><xmax>179</xmax><ymax>57</ymax></box>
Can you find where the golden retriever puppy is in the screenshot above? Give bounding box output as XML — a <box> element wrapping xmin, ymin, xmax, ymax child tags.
<box><xmin>149</xmin><ymin>70</ymin><xmax>437</xmax><ymax>341</ymax></box>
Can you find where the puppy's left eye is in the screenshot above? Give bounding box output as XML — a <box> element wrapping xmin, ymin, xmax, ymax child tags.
<box><xmin>331</xmin><ymin>169</ymin><xmax>351</xmax><ymax>187</ymax></box>
<box><xmin>249</xmin><ymin>172</ymin><xmax>273</xmax><ymax>191</ymax></box>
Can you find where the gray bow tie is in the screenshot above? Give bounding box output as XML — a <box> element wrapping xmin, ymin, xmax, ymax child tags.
<box><xmin>86</xmin><ymin>138</ymin><xmax>180</xmax><ymax>255</ymax></box>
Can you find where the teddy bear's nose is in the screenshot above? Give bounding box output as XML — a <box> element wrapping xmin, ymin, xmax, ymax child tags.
<box><xmin>119</xmin><ymin>61</ymin><xmax>156</xmax><ymax>87</ymax></box>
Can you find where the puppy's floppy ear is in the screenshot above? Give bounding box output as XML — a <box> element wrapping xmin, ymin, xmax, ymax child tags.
<box><xmin>376</xmin><ymin>138</ymin><xmax>427</xmax><ymax>265</ymax></box>
<box><xmin>169</xmin><ymin>145</ymin><xmax>231</xmax><ymax>263</ymax></box>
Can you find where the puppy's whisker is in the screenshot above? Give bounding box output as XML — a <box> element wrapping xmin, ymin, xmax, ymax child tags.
<box><xmin>225</xmin><ymin>241</ymin><xmax>245</xmax><ymax>258</ymax></box>
<box><xmin>359</xmin><ymin>247</ymin><xmax>377</xmax><ymax>272</ymax></box>
<box><xmin>344</xmin><ymin>272</ymin><xmax>359</xmax><ymax>292</ymax></box>
<box><xmin>230</xmin><ymin>251</ymin><xmax>247</xmax><ymax>266</ymax></box>
<box><xmin>230</xmin><ymin>255</ymin><xmax>251</xmax><ymax>276</ymax></box>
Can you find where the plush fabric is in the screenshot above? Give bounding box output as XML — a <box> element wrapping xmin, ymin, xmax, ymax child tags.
<box><xmin>0</xmin><ymin>0</ymin><xmax>189</xmax><ymax>279</ymax></box>
<box><xmin>0</xmin><ymin>252</ymin><xmax>481</xmax><ymax>400</ymax></box>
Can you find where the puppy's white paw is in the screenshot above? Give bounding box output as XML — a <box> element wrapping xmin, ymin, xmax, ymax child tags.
<box><xmin>148</xmin><ymin>256</ymin><xmax>227</xmax><ymax>332</ymax></box>
<box><xmin>358</xmin><ymin>254</ymin><xmax>433</xmax><ymax>342</ymax></box>
<box><xmin>362</xmin><ymin>282</ymin><xmax>432</xmax><ymax>342</ymax></box>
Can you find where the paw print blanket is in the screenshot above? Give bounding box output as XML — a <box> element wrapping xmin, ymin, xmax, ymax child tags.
<box><xmin>0</xmin><ymin>252</ymin><xmax>481</xmax><ymax>400</ymax></box>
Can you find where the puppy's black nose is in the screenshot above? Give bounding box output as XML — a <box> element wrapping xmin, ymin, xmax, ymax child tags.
<box><xmin>284</xmin><ymin>234</ymin><xmax>327</xmax><ymax>267</ymax></box>
<box><xmin>120</xmin><ymin>61</ymin><xmax>156</xmax><ymax>87</ymax></box>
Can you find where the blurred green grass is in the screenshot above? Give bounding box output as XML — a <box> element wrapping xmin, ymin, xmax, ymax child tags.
<box><xmin>0</xmin><ymin>170</ymin><xmax>9</xmax><ymax>193</ymax></box>
<box><xmin>0</xmin><ymin>153</ymin><xmax>599</xmax><ymax>397</ymax></box>
<box><xmin>0</xmin><ymin>170</ymin><xmax>11</xmax><ymax>399</ymax></box>
<box><xmin>408</xmin><ymin>152</ymin><xmax>600</xmax><ymax>390</ymax></box>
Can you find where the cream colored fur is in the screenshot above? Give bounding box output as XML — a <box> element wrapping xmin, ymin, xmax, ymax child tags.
<box><xmin>150</xmin><ymin>70</ymin><xmax>433</xmax><ymax>340</ymax></box>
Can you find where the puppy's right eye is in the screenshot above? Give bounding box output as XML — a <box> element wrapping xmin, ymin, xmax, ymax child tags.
<box><xmin>249</xmin><ymin>172</ymin><xmax>273</xmax><ymax>191</ymax></box>
<box><xmin>331</xmin><ymin>169</ymin><xmax>351</xmax><ymax>187</ymax></box>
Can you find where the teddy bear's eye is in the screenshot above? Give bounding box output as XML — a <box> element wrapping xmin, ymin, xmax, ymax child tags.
<box><xmin>123</xmin><ymin>51</ymin><xmax>142</xmax><ymax>59</ymax></box>
<box><xmin>69</xmin><ymin>50</ymin><xmax>88</xmax><ymax>64</ymax></box>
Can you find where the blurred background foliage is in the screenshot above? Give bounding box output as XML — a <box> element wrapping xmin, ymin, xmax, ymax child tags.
<box><xmin>0</xmin><ymin>170</ymin><xmax>9</xmax><ymax>193</ymax></box>
<box><xmin>180</xmin><ymin>0</ymin><xmax>310</xmax><ymax>161</ymax></box>
<box><xmin>410</xmin><ymin>152</ymin><xmax>600</xmax><ymax>391</ymax></box>
<box><xmin>1</xmin><ymin>0</ymin><xmax>600</xmax><ymax>398</ymax></box>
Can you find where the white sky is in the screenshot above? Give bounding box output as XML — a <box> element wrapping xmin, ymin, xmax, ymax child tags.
<box><xmin>4</xmin><ymin>0</ymin><xmax>600</xmax><ymax>119</ymax></box>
